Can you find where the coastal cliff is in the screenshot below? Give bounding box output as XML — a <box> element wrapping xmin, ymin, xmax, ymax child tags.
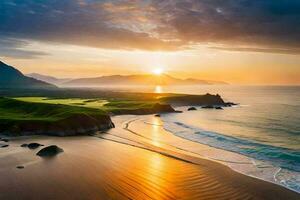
<box><xmin>160</xmin><ymin>93</ymin><xmax>236</xmax><ymax>106</ymax></box>
<box><xmin>1</xmin><ymin>114</ymin><xmax>115</xmax><ymax>137</ymax></box>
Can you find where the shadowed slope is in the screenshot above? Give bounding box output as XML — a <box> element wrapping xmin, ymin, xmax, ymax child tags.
<box><xmin>0</xmin><ymin>61</ymin><xmax>56</xmax><ymax>89</ymax></box>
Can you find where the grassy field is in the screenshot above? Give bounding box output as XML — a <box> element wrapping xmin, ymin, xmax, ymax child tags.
<box><xmin>0</xmin><ymin>91</ymin><xmax>228</xmax><ymax>135</ymax></box>
<box><xmin>14</xmin><ymin>97</ymin><xmax>108</xmax><ymax>109</ymax></box>
<box><xmin>0</xmin><ymin>98</ymin><xmax>107</xmax><ymax>122</ymax></box>
<box><xmin>0</xmin><ymin>96</ymin><xmax>174</xmax><ymax>135</ymax></box>
<box><xmin>13</xmin><ymin>97</ymin><xmax>160</xmax><ymax>113</ymax></box>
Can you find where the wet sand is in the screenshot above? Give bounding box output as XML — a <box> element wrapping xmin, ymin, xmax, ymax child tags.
<box><xmin>0</xmin><ymin>115</ymin><xmax>299</xmax><ymax>200</ymax></box>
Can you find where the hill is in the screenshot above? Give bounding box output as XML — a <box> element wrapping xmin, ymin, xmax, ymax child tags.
<box><xmin>27</xmin><ymin>73</ymin><xmax>71</xmax><ymax>85</ymax></box>
<box><xmin>0</xmin><ymin>61</ymin><xmax>56</xmax><ymax>89</ymax></box>
<box><xmin>62</xmin><ymin>74</ymin><xmax>227</xmax><ymax>87</ymax></box>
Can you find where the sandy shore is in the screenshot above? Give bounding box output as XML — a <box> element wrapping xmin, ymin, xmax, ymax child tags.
<box><xmin>0</xmin><ymin>115</ymin><xmax>299</xmax><ymax>199</ymax></box>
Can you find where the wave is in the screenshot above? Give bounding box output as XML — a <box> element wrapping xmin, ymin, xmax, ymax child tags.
<box><xmin>161</xmin><ymin>118</ymin><xmax>300</xmax><ymax>192</ymax></box>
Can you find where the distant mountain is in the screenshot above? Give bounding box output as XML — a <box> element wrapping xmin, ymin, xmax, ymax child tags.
<box><xmin>62</xmin><ymin>74</ymin><xmax>228</xmax><ymax>87</ymax></box>
<box><xmin>0</xmin><ymin>61</ymin><xmax>56</xmax><ymax>89</ymax></box>
<box><xmin>184</xmin><ymin>78</ymin><xmax>228</xmax><ymax>85</ymax></box>
<box><xmin>27</xmin><ymin>73</ymin><xmax>71</xmax><ymax>85</ymax></box>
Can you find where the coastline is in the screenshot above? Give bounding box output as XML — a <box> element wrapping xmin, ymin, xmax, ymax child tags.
<box><xmin>0</xmin><ymin>114</ymin><xmax>299</xmax><ymax>199</ymax></box>
<box><xmin>110</xmin><ymin>114</ymin><xmax>300</xmax><ymax>194</ymax></box>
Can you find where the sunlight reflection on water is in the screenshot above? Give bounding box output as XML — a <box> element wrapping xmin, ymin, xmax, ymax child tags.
<box><xmin>154</xmin><ymin>85</ymin><xmax>163</xmax><ymax>93</ymax></box>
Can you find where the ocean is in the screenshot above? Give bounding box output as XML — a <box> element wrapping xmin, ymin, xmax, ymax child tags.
<box><xmin>100</xmin><ymin>85</ymin><xmax>300</xmax><ymax>192</ymax></box>
<box><xmin>155</xmin><ymin>85</ymin><xmax>300</xmax><ymax>192</ymax></box>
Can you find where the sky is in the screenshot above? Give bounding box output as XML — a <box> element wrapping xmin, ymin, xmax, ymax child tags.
<box><xmin>0</xmin><ymin>0</ymin><xmax>300</xmax><ymax>85</ymax></box>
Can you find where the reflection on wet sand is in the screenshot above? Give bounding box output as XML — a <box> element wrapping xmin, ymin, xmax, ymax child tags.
<box><xmin>0</xmin><ymin>115</ymin><xmax>299</xmax><ymax>199</ymax></box>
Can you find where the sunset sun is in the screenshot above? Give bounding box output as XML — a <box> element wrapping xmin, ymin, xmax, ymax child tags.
<box><xmin>153</xmin><ymin>68</ymin><xmax>164</xmax><ymax>75</ymax></box>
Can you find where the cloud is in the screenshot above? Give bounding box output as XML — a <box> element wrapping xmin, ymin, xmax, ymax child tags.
<box><xmin>0</xmin><ymin>38</ymin><xmax>48</xmax><ymax>59</ymax></box>
<box><xmin>150</xmin><ymin>0</ymin><xmax>300</xmax><ymax>53</ymax></box>
<box><xmin>0</xmin><ymin>0</ymin><xmax>300</xmax><ymax>55</ymax></box>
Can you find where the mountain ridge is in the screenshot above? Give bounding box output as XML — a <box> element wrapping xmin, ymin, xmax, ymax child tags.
<box><xmin>29</xmin><ymin>73</ymin><xmax>228</xmax><ymax>87</ymax></box>
<box><xmin>27</xmin><ymin>73</ymin><xmax>71</xmax><ymax>85</ymax></box>
<box><xmin>0</xmin><ymin>61</ymin><xmax>56</xmax><ymax>89</ymax></box>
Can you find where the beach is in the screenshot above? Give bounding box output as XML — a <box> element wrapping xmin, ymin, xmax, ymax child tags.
<box><xmin>0</xmin><ymin>115</ymin><xmax>299</xmax><ymax>200</ymax></box>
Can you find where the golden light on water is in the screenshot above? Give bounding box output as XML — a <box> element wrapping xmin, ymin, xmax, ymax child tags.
<box><xmin>154</xmin><ymin>85</ymin><xmax>163</xmax><ymax>93</ymax></box>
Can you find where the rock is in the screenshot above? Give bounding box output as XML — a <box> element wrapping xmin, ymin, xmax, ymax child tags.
<box><xmin>111</xmin><ymin>122</ymin><xmax>115</xmax><ymax>128</ymax></box>
<box><xmin>1</xmin><ymin>144</ymin><xmax>9</xmax><ymax>148</ymax></box>
<box><xmin>215</xmin><ymin>107</ymin><xmax>223</xmax><ymax>110</ymax></box>
<box><xmin>1</xmin><ymin>138</ymin><xmax>9</xmax><ymax>142</ymax></box>
<box><xmin>16</xmin><ymin>166</ymin><xmax>24</xmax><ymax>169</ymax></box>
<box><xmin>225</xmin><ymin>102</ymin><xmax>238</xmax><ymax>107</ymax></box>
<box><xmin>202</xmin><ymin>105</ymin><xmax>214</xmax><ymax>109</ymax></box>
<box><xmin>36</xmin><ymin>145</ymin><xmax>63</xmax><ymax>157</ymax></box>
<box><xmin>27</xmin><ymin>143</ymin><xmax>43</xmax><ymax>149</ymax></box>
<box><xmin>187</xmin><ymin>107</ymin><xmax>197</xmax><ymax>111</ymax></box>
<box><xmin>174</xmin><ymin>110</ymin><xmax>183</xmax><ymax>113</ymax></box>
<box><xmin>20</xmin><ymin>144</ymin><xmax>28</xmax><ymax>147</ymax></box>
<box><xmin>154</xmin><ymin>114</ymin><xmax>161</xmax><ymax>117</ymax></box>
<box><xmin>152</xmin><ymin>103</ymin><xmax>175</xmax><ymax>113</ymax></box>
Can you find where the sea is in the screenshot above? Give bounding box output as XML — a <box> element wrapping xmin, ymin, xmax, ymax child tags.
<box><xmin>101</xmin><ymin>85</ymin><xmax>300</xmax><ymax>192</ymax></box>
<box><xmin>154</xmin><ymin>85</ymin><xmax>300</xmax><ymax>193</ymax></box>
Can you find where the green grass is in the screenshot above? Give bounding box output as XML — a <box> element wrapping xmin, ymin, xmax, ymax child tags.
<box><xmin>14</xmin><ymin>97</ymin><xmax>108</xmax><ymax>109</ymax></box>
<box><xmin>0</xmin><ymin>97</ymin><xmax>115</xmax><ymax>135</ymax></box>
<box><xmin>13</xmin><ymin>97</ymin><xmax>161</xmax><ymax>113</ymax></box>
<box><xmin>0</xmin><ymin>97</ymin><xmax>106</xmax><ymax>123</ymax></box>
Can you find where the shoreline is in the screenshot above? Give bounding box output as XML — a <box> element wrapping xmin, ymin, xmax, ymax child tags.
<box><xmin>110</xmin><ymin>114</ymin><xmax>300</xmax><ymax>194</ymax></box>
<box><xmin>0</xmin><ymin>114</ymin><xmax>299</xmax><ymax>199</ymax></box>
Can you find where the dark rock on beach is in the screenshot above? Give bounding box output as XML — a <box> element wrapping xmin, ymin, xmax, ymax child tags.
<box><xmin>174</xmin><ymin>110</ymin><xmax>183</xmax><ymax>113</ymax></box>
<box><xmin>16</xmin><ymin>166</ymin><xmax>24</xmax><ymax>169</ymax></box>
<box><xmin>215</xmin><ymin>107</ymin><xmax>223</xmax><ymax>110</ymax></box>
<box><xmin>36</xmin><ymin>145</ymin><xmax>63</xmax><ymax>157</ymax></box>
<box><xmin>202</xmin><ymin>105</ymin><xmax>214</xmax><ymax>109</ymax></box>
<box><xmin>225</xmin><ymin>102</ymin><xmax>238</xmax><ymax>107</ymax></box>
<box><xmin>188</xmin><ymin>107</ymin><xmax>197</xmax><ymax>111</ymax></box>
<box><xmin>1</xmin><ymin>144</ymin><xmax>9</xmax><ymax>148</ymax></box>
<box><xmin>27</xmin><ymin>143</ymin><xmax>43</xmax><ymax>149</ymax></box>
<box><xmin>1</xmin><ymin>138</ymin><xmax>9</xmax><ymax>142</ymax></box>
<box><xmin>154</xmin><ymin>114</ymin><xmax>161</xmax><ymax>117</ymax></box>
<box><xmin>21</xmin><ymin>144</ymin><xmax>28</xmax><ymax>147</ymax></box>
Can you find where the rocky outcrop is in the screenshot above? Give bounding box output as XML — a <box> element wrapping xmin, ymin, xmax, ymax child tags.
<box><xmin>1</xmin><ymin>114</ymin><xmax>115</xmax><ymax>137</ymax></box>
<box><xmin>161</xmin><ymin>93</ymin><xmax>237</xmax><ymax>107</ymax></box>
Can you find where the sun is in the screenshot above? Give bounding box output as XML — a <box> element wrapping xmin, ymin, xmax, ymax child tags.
<box><xmin>153</xmin><ymin>68</ymin><xmax>164</xmax><ymax>75</ymax></box>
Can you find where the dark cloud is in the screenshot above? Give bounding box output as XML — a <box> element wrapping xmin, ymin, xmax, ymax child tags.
<box><xmin>0</xmin><ymin>0</ymin><xmax>300</xmax><ymax>56</ymax></box>
<box><xmin>150</xmin><ymin>0</ymin><xmax>300</xmax><ymax>52</ymax></box>
<box><xmin>0</xmin><ymin>0</ymin><xmax>178</xmax><ymax>57</ymax></box>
